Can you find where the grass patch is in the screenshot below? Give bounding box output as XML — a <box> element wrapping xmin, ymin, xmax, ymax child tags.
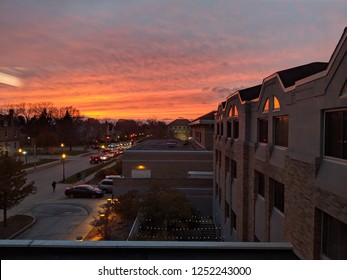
<box><xmin>22</xmin><ymin>159</ymin><xmax>58</xmax><ymax>169</ymax></box>
<box><xmin>0</xmin><ymin>215</ymin><xmax>35</xmax><ymax>239</ymax></box>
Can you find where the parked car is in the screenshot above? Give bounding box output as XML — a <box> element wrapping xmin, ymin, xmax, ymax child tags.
<box><xmin>90</xmin><ymin>155</ymin><xmax>102</xmax><ymax>164</ymax></box>
<box><xmin>65</xmin><ymin>184</ymin><xmax>103</xmax><ymax>198</ymax></box>
<box><xmin>97</xmin><ymin>179</ymin><xmax>114</xmax><ymax>193</ymax></box>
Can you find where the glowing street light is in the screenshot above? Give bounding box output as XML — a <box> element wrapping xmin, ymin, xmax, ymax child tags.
<box><xmin>61</xmin><ymin>153</ymin><xmax>67</xmax><ymax>182</ymax></box>
<box><xmin>18</xmin><ymin>148</ymin><xmax>23</xmax><ymax>162</ymax></box>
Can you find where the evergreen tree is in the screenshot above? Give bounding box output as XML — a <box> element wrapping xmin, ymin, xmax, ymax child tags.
<box><xmin>0</xmin><ymin>156</ymin><xmax>36</xmax><ymax>226</ymax></box>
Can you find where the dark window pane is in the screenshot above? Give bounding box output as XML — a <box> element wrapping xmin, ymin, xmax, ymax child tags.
<box><xmin>233</xmin><ymin>120</ymin><xmax>239</xmax><ymax>139</ymax></box>
<box><xmin>225</xmin><ymin>201</ymin><xmax>230</xmax><ymax>218</ymax></box>
<box><xmin>230</xmin><ymin>209</ymin><xmax>236</xmax><ymax>230</ymax></box>
<box><xmin>272</xmin><ymin>179</ymin><xmax>284</xmax><ymax>213</ymax></box>
<box><xmin>322</xmin><ymin>212</ymin><xmax>347</xmax><ymax>259</ymax></box>
<box><xmin>325</xmin><ymin>111</ymin><xmax>343</xmax><ymax>158</ymax></box>
<box><xmin>274</xmin><ymin>116</ymin><xmax>288</xmax><ymax>147</ymax></box>
<box><xmin>227</xmin><ymin>121</ymin><xmax>232</xmax><ymax>138</ymax></box>
<box><xmin>255</xmin><ymin>170</ymin><xmax>265</xmax><ymax>197</ymax></box>
<box><xmin>231</xmin><ymin>160</ymin><xmax>237</xmax><ymax>179</ymax></box>
<box><xmin>258</xmin><ymin>118</ymin><xmax>268</xmax><ymax>143</ymax></box>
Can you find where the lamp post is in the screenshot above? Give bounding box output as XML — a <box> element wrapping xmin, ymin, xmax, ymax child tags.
<box><xmin>18</xmin><ymin>148</ymin><xmax>23</xmax><ymax>163</ymax></box>
<box><xmin>23</xmin><ymin>150</ymin><xmax>28</xmax><ymax>164</ymax></box>
<box><xmin>61</xmin><ymin>153</ymin><xmax>67</xmax><ymax>182</ymax></box>
<box><xmin>61</xmin><ymin>143</ymin><xmax>64</xmax><ymax>153</ymax></box>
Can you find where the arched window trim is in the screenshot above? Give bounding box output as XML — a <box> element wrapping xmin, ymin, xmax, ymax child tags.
<box><xmin>263</xmin><ymin>98</ymin><xmax>270</xmax><ymax>112</ymax></box>
<box><xmin>273</xmin><ymin>96</ymin><xmax>281</xmax><ymax>110</ymax></box>
<box><xmin>234</xmin><ymin>105</ymin><xmax>239</xmax><ymax>117</ymax></box>
<box><xmin>227</xmin><ymin>104</ymin><xmax>239</xmax><ymax>118</ymax></box>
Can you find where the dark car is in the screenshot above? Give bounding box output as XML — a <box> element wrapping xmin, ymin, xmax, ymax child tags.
<box><xmin>90</xmin><ymin>155</ymin><xmax>102</xmax><ymax>164</ymax></box>
<box><xmin>65</xmin><ymin>184</ymin><xmax>103</xmax><ymax>198</ymax></box>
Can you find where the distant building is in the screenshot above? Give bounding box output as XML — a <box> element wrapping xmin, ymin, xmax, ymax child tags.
<box><xmin>0</xmin><ymin>109</ymin><xmax>21</xmax><ymax>156</ymax></box>
<box><xmin>120</xmin><ymin>139</ymin><xmax>213</xmax><ymax>216</ymax></box>
<box><xmin>189</xmin><ymin>111</ymin><xmax>216</xmax><ymax>150</ymax></box>
<box><xmin>213</xmin><ymin>27</ymin><xmax>347</xmax><ymax>259</ymax></box>
<box><xmin>122</xmin><ymin>139</ymin><xmax>212</xmax><ymax>179</ymax></box>
<box><xmin>167</xmin><ymin>118</ymin><xmax>191</xmax><ymax>140</ymax></box>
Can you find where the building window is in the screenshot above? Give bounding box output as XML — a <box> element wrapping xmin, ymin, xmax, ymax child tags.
<box><xmin>227</xmin><ymin>105</ymin><xmax>239</xmax><ymax>139</ymax></box>
<box><xmin>225</xmin><ymin>201</ymin><xmax>230</xmax><ymax>218</ymax></box>
<box><xmin>263</xmin><ymin>98</ymin><xmax>270</xmax><ymax>112</ymax></box>
<box><xmin>341</xmin><ymin>81</ymin><xmax>347</xmax><ymax>96</ymax></box>
<box><xmin>233</xmin><ymin>119</ymin><xmax>239</xmax><ymax>139</ymax></box>
<box><xmin>233</xmin><ymin>106</ymin><xmax>239</xmax><ymax>117</ymax></box>
<box><xmin>255</xmin><ymin>170</ymin><xmax>265</xmax><ymax>197</ymax></box>
<box><xmin>227</xmin><ymin>121</ymin><xmax>232</xmax><ymax>138</ymax></box>
<box><xmin>225</xmin><ymin>156</ymin><xmax>230</xmax><ymax>173</ymax></box>
<box><xmin>274</xmin><ymin>96</ymin><xmax>281</xmax><ymax>110</ymax></box>
<box><xmin>215</xmin><ymin>183</ymin><xmax>219</xmax><ymax>197</ymax></box>
<box><xmin>271</xmin><ymin>179</ymin><xmax>284</xmax><ymax>213</ymax></box>
<box><xmin>230</xmin><ymin>209</ymin><xmax>237</xmax><ymax>230</ymax></box>
<box><xmin>325</xmin><ymin>110</ymin><xmax>347</xmax><ymax>160</ymax></box>
<box><xmin>231</xmin><ymin>160</ymin><xmax>237</xmax><ymax>179</ymax></box>
<box><xmin>321</xmin><ymin>212</ymin><xmax>347</xmax><ymax>259</ymax></box>
<box><xmin>274</xmin><ymin>115</ymin><xmax>288</xmax><ymax>147</ymax></box>
<box><xmin>258</xmin><ymin>118</ymin><xmax>268</xmax><ymax>143</ymax></box>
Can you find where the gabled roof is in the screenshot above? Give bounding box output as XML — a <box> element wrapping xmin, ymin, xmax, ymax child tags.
<box><xmin>168</xmin><ymin>118</ymin><xmax>190</xmax><ymax>127</ymax></box>
<box><xmin>238</xmin><ymin>84</ymin><xmax>262</xmax><ymax>102</ymax></box>
<box><xmin>276</xmin><ymin>62</ymin><xmax>328</xmax><ymax>88</ymax></box>
<box><xmin>189</xmin><ymin>111</ymin><xmax>216</xmax><ymax>126</ymax></box>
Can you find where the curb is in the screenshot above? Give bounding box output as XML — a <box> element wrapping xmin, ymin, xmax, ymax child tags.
<box><xmin>9</xmin><ymin>214</ymin><xmax>37</xmax><ymax>239</ymax></box>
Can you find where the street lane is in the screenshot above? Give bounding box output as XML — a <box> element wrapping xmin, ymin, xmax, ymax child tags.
<box><xmin>5</xmin><ymin>153</ymin><xmax>95</xmax><ymax>217</ymax></box>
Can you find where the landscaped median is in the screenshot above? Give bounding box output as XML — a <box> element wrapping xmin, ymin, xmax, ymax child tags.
<box><xmin>0</xmin><ymin>215</ymin><xmax>36</xmax><ymax>239</ymax></box>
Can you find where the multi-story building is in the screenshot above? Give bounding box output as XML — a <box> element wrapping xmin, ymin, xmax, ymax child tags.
<box><xmin>213</xmin><ymin>27</ymin><xmax>347</xmax><ymax>259</ymax></box>
<box><xmin>167</xmin><ymin>118</ymin><xmax>191</xmax><ymax>140</ymax></box>
<box><xmin>0</xmin><ymin>109</ymin><xmax>21</xmax><ymax>156</ymax></box>
<box><xmin>189</xmin><ymin>111</ymin><xmax>216</xmax><ymax>150</ymax></box>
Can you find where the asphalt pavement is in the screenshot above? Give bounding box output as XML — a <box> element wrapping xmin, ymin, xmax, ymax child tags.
<box><xmin>2</xmin><ymin>150</ymin><xmax>116</xmax><ymax>240</ymax></box>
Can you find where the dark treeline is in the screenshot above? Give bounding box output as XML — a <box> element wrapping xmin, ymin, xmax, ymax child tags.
<box><xmin>1</xmin><ymin>102</ymin><xmax>167</xmax><ymax>151</ymax></box>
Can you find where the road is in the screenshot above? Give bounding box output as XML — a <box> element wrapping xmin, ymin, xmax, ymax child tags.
<box><xmin>3</xmin><ymin>152</ymin><xmax>115</xmax><ymax>240</ymax></box>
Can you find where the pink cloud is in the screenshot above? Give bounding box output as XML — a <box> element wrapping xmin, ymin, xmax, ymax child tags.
<box><xmin>0</xmin><ymin>0</ymin><xmax>346</xmax><ymax>121</ymax></box>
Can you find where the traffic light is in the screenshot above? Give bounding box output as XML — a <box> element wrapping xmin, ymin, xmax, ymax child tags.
<box><xmin>106</xmin><ymin>135</ymin><xmax>111</xmax><ymax>141</ymax></box>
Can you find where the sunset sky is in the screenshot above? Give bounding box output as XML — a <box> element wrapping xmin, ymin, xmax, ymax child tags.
<box><xmin>0</xmin><ymin>0</ymin><xmax>346</xmax><ymax>122</ymax></box>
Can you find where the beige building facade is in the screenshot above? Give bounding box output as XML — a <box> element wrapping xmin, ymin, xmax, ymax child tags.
<box><xmin>213</xmin><ymin>27</ymin><xmax>347</xmax><ymax>259</ymax></box>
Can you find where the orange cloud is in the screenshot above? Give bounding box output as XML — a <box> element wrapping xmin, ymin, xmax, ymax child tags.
<box><xmin>0</xmin><ymin>1</ymin><xmax>346</xmax><ymax>122</ymax></box>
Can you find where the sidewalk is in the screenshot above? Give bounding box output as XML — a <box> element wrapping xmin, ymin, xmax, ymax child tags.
<box><xmin>23</xmin><ymin>151</ymin><xmax>92</xmax><ymax>174</ymax></box>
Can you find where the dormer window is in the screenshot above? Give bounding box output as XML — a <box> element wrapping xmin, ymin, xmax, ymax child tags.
<box><xmin>341</xmin><ymin>81</ymin><xmax>347</xmax><ymax>96</ymax></box>
<box><xmin>274</xmin><ymin>96</ymin><xmax>281</xmax><ymax>110</ymax></box>
<box><xmin>263</xmin><ymin>98</ymin><xmax>270</xmax><ymax>112</ymax></box>
<box><xmin>234</xmin><ymin>106</ymin><xmax>239</xmax><ymax>117</ymax></box>
<box><xmin>227</xmin><ymin>104</ymin><xmax>239</xmax><ymax>139</ymax></box>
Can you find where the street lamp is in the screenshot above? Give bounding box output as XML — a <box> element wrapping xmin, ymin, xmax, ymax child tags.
<box><xmin>61</xmin><ymin>143</ymin><xmax>64</xmax><ymax>153</ymax></box>
<box><xmin>18</xmin><ymin>148</ymin><xmax>23</xmax><ymax>163</ymax></box>
<box><xmin>61</xmin><ymin>153</ymin><xmax>67</xmax><ymax>182</ymax></box>
<box><xmin>23</xmin><ymin>150</ymin><xmax>28</xmax><ymax>164</ymax></box>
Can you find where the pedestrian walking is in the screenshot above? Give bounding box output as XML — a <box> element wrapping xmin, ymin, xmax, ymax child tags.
<box><xmin>52</xmin><ymin>181</ymin><xmax>56</xmax><ymax>193</ymax></box>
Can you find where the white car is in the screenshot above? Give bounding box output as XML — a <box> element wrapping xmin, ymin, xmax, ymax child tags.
<box><xmin>97</xmin><ymin>179</ymin><xmax>114</xmax><ymax>193</ymax></box>
<box><xmin>105</xmin><ymin>175</ymin><xmax>123</xmax><ymax>179</ymax></box>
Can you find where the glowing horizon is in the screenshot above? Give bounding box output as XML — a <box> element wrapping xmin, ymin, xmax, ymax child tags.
<box><xmin>0</xmin><ymin>0</ymin><xmax>346</xmax><ymax>122</ymax></box>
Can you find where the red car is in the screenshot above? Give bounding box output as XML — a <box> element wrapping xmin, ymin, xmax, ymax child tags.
<box><xmin>90</xmin><ymin>155</ymin><xmax>102</xmax><ymax>164</ymax></box>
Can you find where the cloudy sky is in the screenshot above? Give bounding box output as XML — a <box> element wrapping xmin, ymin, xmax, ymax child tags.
<box><xmin>0</xmin><ymin>0</ymin><xmax>346</xmax><ymax>122</ymax></box>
